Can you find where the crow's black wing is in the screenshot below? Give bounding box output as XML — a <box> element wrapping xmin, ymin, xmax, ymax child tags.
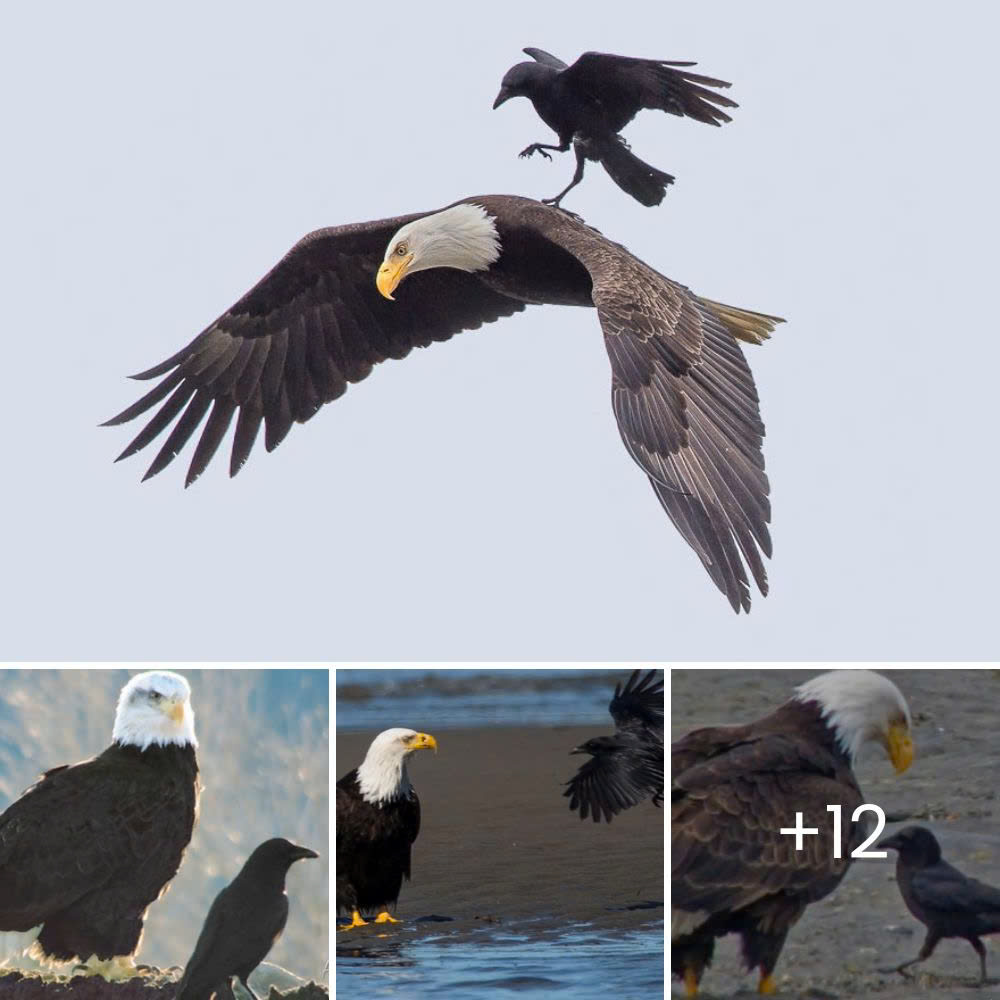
<box><xmin>609</xmin><ymin>669</ymin><xmax>664</xmax><ymax>734</ymax></box>
<box><xmin>561</xmin><ymin>52</ymin><xmax>737</xmax><ymax>131</ymax></box>
<box><xmin>565</xmin><ymin>739</ymin><xmax>656</xmax><ymax>823</ymax></box>
<box><xmin>911</xmin><ymin>862</ymin><xmax>1000</xmax><ymax>915</ymax></box>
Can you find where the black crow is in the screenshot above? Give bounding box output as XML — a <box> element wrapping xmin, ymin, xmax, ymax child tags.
<box><xmin>880</xmin><ymin>825</ymin><xmax>1000</xmax><ymax>984</ymax></box>
<box><xmin>564</xmin><ymin>669</ymin><xmax>663</xmax><ymax>822</ymax></box>
<box><xmin>493</xmin><ymin>48</ymin><xmax>737</xmax><ymax>208</ymax></box>
<box><xmin>175</xmin><ymin>838</ymin><xmax>318</xmax><ymax>1000</ymax></box>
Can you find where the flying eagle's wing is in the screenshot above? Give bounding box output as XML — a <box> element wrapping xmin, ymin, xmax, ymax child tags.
<box><xmin>0</xmin><ymin>755</ymin><xmax>191</xmax><ymax>928</ymax></box>
<box><xmin>554</xmin><ymin>212</ymin><xmax>783</xmax><ymax>612</ymax></box>
<box><xmin>609</xmin><ymin>669</ymin><xmax>664</xmax><ymax>734</ymax></box>
<box><xmin>522</xmin><ymin>47</ymin><xmax>568</xmax><ymax>70</ymax></box>
<box><xmin>104</xmin><ymin>213</ymin><xmax>526</xmax><ymax>485</ymax></box>
<box><xmin>561</xmin><ymin>52</ymin><xmax>737</xmax><ymax>130</ymax></box>
<box><xmin>672</xmin><ymin>736</ymin><xmax>862</xmax><ymax>932</ymax></box>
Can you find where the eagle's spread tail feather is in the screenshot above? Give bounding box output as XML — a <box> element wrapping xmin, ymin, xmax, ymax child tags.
<box><xmin>699</xmin><ymin>299</ymin><xmax>786</xmax><ymax>346</ymax></box>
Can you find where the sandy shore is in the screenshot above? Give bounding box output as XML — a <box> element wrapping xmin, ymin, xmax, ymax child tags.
<box><xmin>672</xmin><ymin>668</ymin><xmax>1000</xmax><ymax>998</ymax></box>
<box><xmin>336</xmin><ymin>725</ymin><xmax>664</xmax><ymax>940</ymax></box>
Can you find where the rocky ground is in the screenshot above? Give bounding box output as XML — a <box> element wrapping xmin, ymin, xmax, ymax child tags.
<box><xmin>0</xmin><ymin>974</ymin><xmax>327</xmax><ymax>1000</ymax></box>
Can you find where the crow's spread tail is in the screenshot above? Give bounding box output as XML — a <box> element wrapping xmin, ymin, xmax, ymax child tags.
<box><xmin>586</xmin><ymin>136</ymin><xmax>674</xmax><ymax>207</ymax></box>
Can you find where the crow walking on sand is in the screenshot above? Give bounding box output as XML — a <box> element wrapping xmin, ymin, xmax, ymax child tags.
<box><xmin>175</xmin><ymin>838</ymin><xmax>318</xmax><ymax>1000</ymax></box>
<box><xmin>880</xmin><ymin>825</ymin><xmax>1000</xmax><ymax>984</ymax></box>
<box><xmin>493</xmin><ymin>48</ymin><xmax>737</xmax><ymax>207</ymax></box>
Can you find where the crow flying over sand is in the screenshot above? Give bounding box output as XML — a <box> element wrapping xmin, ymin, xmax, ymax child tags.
<box><xmin>564</xmin><ymin>669</ymin><xmax>664</xmax><ymax>822</ymax></box>
<box><xmin>493</xmin><ymin>48</ymin><xmax>737</xmax><ymax>207</ymax></box>
<box><xmin>880</xmin><ymin>825</ymin><xmax>1000</xmax><ymax>984</ymax></box>
<box><xmin>175</xmin><ymin>838</ymin><xmax>318</xmax><ymax>1000</ymax></box>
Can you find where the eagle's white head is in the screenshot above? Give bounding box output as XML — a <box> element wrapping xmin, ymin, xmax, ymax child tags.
<box><xmin>357</xmin><ymin>727</ymin><xmax>437</xmax><ymax>805</ymax></box>
<box><xmin>794</xmin><ymin>669</ymin><xmax>912</xmax><ymax>772</ymax></box>
<box><xmin>376</xmin><ymin>203</ymin><xmax>501</xmax><ymax>300</ymax></box>
<box><xmin>112</xmin><ymin>670</ymin><xmax>197</xmax><ymax>750</ymax></box>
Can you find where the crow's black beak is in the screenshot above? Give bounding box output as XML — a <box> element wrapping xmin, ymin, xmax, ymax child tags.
<box><xmin>293</xmin><ymin>845</ymin><xmax>319</xmax><ymax>861</ymax></box>
<box><xmin>492</xmin><ymin>87</ymin><xmax>512</xmax><ymax>110</ymax></box>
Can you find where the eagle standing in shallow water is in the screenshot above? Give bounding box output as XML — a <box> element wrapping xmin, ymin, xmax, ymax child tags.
<box><xmin>336</xmin><ymin>728</ymin><xmax>437</xmax><ymax>930</ymax></box>
<box><xmin>0</xmin><ymin>671</ymin><xmax>199</xmax><ymax>978</ymax></box>
<box><xmin>671</xmin><ymin>670</ymin><xmax>914</xmax><ymax>997</ymax></box>
<box><xmin>106</xmin><ymin>196</ymin><xmax>783</xmax><ymax>612</ymax></box>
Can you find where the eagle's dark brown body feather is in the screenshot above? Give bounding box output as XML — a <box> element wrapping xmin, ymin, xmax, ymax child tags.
<box><xmin>0</xmin><ymin>741</ymin><xmax>199</xmax><ymax>961</ymax></box>
<box><xmin>672</xmin><ymin>699</ymin><xmax>865</xmax><ymax>992</ymax></box>
<box><xmin>336</xmin><ymin>770</ymin><xmax>420</xmax><ymax>917</ymax></box>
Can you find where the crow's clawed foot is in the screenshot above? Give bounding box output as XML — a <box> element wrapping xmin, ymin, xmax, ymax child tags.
<box><xmin>519</xmin><ymin>144</ymin><xmax>552</xmax><ymax>160</ymax></box>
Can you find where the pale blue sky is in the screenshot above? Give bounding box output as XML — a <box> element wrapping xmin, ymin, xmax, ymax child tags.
<box><xmin>3</xmin><ymin>3</ymin><xmax>997</xmax><ymax>659</ymax></box>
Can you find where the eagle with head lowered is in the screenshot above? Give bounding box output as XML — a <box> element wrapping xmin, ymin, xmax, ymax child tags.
<box><xmin>0</xmin><ymin>671</ymin><xmax>199</xmax><ymax>978</ymax></box>
<box><xmin>672</xmin><ymin>670</ymin><xmax>914</xmax><ymax>996</ymax></box>
<box><xmin>106</xmin><ymin>196</ymin><xmax>784</xmax><ymax>613</ymax></box>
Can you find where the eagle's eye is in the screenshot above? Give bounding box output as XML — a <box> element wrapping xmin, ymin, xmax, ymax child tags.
<box><xmin>396</xmin><ymin>244</ymin><xmax>407</xmax><ymax>256</ymax></box>
<box><xmin>149</xmin><ymin>690</ymin><xmax>162</xmax><ymax>701</ymax></box>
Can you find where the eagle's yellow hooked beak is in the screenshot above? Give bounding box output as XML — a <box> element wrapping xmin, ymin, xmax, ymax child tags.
<box><xmin>376</xmin><ymin>253</ymin><xmax>414</xmax><ymax>300</ymax></box>
<box><xmin>886</xmin><ymin>719</ymin><xmax>914</xmax><ymax>774</ymax></box>
<box><xmin>406</xmin><ymin>731</ymin><xmax>437</xmax><ymax>753</ymax></box>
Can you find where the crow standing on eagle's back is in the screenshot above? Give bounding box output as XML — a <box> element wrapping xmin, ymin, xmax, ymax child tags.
<box><xmin>175</xmin><ymin>837</ymin><xmax>318</xmax><ymax>1000</ymax></box>
<box><xmin>493</xmin><ymin>48</ymin><xmax>737</xmax><ymax>207</ymax></box>
<box><xmin>564</xmin><ymin>669</ymin><xmax>664</xmax><ymax>822</ymax></box>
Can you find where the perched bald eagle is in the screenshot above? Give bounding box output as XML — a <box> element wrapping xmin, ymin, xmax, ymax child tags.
<box><xmin>565</xmin><ymin>669</ymin><xmax>664</xmax><ymax>822</ymax></box>
<box><xmin>105</xmin><ymin>196</ymin><xmax>783</xmax><ymax>612</ymax></box>
<box><xmin>0</xmin><ymin>671</ymin><xmax>199</xmax><ymax>977</ymax></box>
<box><xmin>672</xmin><ymin>669</ymin><xmax>914</xmax><ymax>997</ymax></box>
<box><xmin>336</xmin><ymin>728</ymin><xmax>437</xmax><ymax>930</ymax></box>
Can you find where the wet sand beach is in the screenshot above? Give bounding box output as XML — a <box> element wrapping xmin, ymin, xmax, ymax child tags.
<box><xmin>672</xmin><ymin>668</ymin><xmax>1000</xmax><ymax>998</ymax></box>
<box><xmin>336</xmin><ymin>725</ymin><xmax>664</xmax><ymax>940</ymax></box>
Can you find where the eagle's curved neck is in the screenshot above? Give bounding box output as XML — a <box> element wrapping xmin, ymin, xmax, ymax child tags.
<box><xmin>357</xmin><ymin>752</ymin><xmax>412</xmax><ymax>806</ymax></box>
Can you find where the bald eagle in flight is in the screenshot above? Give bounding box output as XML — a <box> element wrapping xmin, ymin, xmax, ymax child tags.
<box><xmin>565</xmin><ymin>669</ymin><xmax>664</xmax><ymax>822</ymax></box>
<box><xmin>105</xmin><ymin>196</ymin><xmax>783</xmax><ymax>612</ymax></box>
<box><xmin>672</xmin><ymin>669</ymin><xmax>914</xmax><ymax>997</ymax></box>
<box><xmin>336</xmin><ymin>728</ymin><xmax>437</xmax><ymax>931</ymax></box>
<box><xmin>0</xmin><ymin>671</ymin><xmax>199</xmax><ymax>978</ymax></box>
